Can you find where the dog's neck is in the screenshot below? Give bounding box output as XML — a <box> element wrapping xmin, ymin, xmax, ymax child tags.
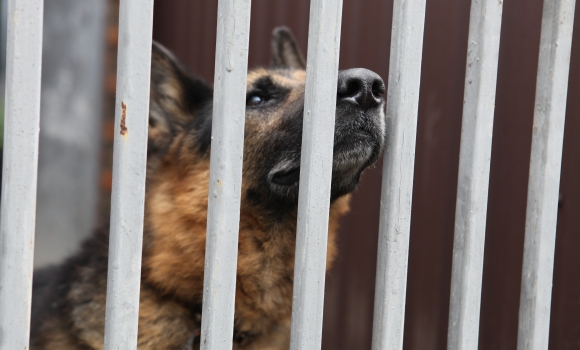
<box><xmin>140</xmin><ymin>145</ymin><xmax>350</xmax><ymax>333</ymax></box>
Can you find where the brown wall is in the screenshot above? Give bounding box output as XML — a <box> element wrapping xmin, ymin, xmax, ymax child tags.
<box><xmin>152</xmin><ymin>1</ymin><xmax>580</xmax><ymax>349</ymax></box>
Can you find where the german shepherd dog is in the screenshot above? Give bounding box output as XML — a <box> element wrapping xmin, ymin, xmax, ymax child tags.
<box><xmin>30</xmin><ymin>27</ymin><xmax>386</xmax><ymax>349</ymax></box>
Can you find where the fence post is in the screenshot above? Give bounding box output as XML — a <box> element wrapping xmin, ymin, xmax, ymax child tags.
<box><xmin>289</xmin><ymin>0</ymin><xmax>343</xmax><ymax>349</ymax></box>
<box><xmin>371</xmin><ymin>0</ymin><xmax>426</xmax><ymax>349</ymax></box>
<box><xmin>199</xmin><ymin>0</ymin><xmax>251</xmax><ymax>349</ymax></box>
<box><xmin>518</xmin><ymin>1</ymin><xmax>576</xmax><ymax>349</ymax></box>
<box><xmin>447</xmin><ymin>1</ymin><xmax>503</xmax><ymax>349</ymax></box>
<box><xmin>0</xmin><ymin>0</ymin><xmax>44</xmax><ymax>348</ymax></box>
<box><xmin>103</xmin><ymin>0</ymin><xmax>154</xmax><ymax>349</ymax></box>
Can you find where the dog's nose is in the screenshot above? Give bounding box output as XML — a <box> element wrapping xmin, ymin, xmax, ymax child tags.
<box><xmin>337</xmin><ymin>68</ymin><xmax>385</xmax><ymax>111</ymax></box>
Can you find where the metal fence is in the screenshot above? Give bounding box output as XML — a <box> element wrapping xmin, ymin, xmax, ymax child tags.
<box><xmin>0</xmin><ymin>0</ymin><xmax>575</xmax><ymax>349</ymax></box>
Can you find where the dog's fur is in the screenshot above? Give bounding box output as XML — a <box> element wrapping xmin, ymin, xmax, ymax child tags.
<box><xmin>30</xmin><ymin>27</ymin><xmax>386</xmax><ymax>349</ymax></box>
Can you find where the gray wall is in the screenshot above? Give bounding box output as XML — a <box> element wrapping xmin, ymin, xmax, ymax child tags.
<box><xmin>34</xmin><ymin>0</ymin><xmax>106</xmax><ymax>267</ymax></box>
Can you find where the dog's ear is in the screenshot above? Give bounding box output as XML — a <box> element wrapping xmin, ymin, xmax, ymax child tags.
<box><xmin>148</xmin><ymin>42</ymin><xmax>212</xmax><ymax>154</ymax></box>
<box><xmin>270</xmin><ymin>27</ymin><xmax>306</xmax><ymax>70</ymax></box>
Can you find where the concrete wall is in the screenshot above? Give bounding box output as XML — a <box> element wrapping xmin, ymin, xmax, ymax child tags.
<box><xmin>34</xmin><ymin>0</ymin><xmax>107</xmax><ymax>267</ymax></box>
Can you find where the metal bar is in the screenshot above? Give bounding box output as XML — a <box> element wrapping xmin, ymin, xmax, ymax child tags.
<box><xmin>103</xmin><ymin>0</ymin><xmax>154</xmax><ymax>348</ymax></box>
<box><xmin>289</xmin><ymin>1</ymin><xmax>343</xmax><ymax>349</ymax></box>
<box><xmin>517</xmin><ymin>1</ymin><xmax>576</xmax><ymax>349</ymax></box>
<box><xmin>447</xmin><ymin>1</ymin><xmax>503</xmax><ymax>349</ymax></box>
<box><xmin>0</xmin><ymin>0</ymin><xmax>44</xmax><ymax>348</ymax></box>
<box><xmin>199</xmin><ymin>0</ymin><xmax>251</xmax><ymax>349</ymax></box>
<box><xmin>370</xmin><ymin>0</ymin><xmax>426</xmax><ymax>349</ymax></box>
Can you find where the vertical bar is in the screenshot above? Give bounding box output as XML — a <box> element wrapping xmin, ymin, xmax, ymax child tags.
<box><xmin>103</xmin><ymin>0</ymin><xmax>154</xmax><ymax>349</ymax></box>
<box><xmin>199</xmin><ymin>0</ymin><xmax>251</xmax><ymax>349</ymax></box>
<box><xmin>518</xmin><ymin>1</ymin><xmax>576</xmax><ymax>349</ymax></box>
<box><xmin>0</xmin><ymin>0</ymin><xmax>44</xmax><ymax>348</ymax></box>
<box><xmin>289</xmin><ymin>1</ymin><xmax>343</xmax><ymax>349</ymax></box>
<box><xmin>371</xmin><ymin>0</ymin><xmax>426</xmax><ymax>349</ymax></box>
<box><xmin>447</xmin><ymin>1</ymin><xmax>503</xmax><ymax>349</ymax></box>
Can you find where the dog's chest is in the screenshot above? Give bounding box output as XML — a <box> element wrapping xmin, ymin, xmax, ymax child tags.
<box><xmin>233</xmin><ymin>230</ymin><xmax>296</xmax><ymax>336</ymax></box>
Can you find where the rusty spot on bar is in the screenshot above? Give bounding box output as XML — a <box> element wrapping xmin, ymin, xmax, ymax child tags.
<box><xmin>120</xmin><ymin>102</ymin><xmax>128</xmax><ymax>135</ymax></box>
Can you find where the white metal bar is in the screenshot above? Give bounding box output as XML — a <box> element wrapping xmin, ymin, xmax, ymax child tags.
<box><xmin>517</xmin><ymin>1</ymin><xmax>576</xmax><ymax>349</ymax></box>
<box><xmin>289</xmin><ymin>0</ymin><xmax>343</xmax><ymax>349</ymax></box>
<box><xmin>447</xmin><ymin>1</ymin><xmax>503</xmax><ymax>349</ymax></box>
<box><xmin>199</xmin><ymin>0</ymin><xmax>251</xmax><ymax>349</ymax></box>
<box><xmin>371</xmin><ymin>0</ymin><xmax>426</xmax><ymax>349</ymax></box>
<box><xmin>0</xmin><ymin>0</ymin><xmax>44</xmax><ymax>348</ymax></box>
<box><xmin>103</xmin><ymin>0</ymin><xmax>154</xmax><ymax>349</ymax></box>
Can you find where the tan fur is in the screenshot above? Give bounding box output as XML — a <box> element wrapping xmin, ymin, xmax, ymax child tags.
<box><xmin>141</xmin><ymin>64</ymin><xmax>352</xmax><ymax>348</ymax></box>
<box><xmin>143</xmin><ymin>129</ymin><xmax>350</xmax><ymax>347</ymax></box>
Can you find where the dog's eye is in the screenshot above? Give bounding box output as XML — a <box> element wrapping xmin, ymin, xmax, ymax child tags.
<box><xmin>247</xmin><ymin>94</ymin><xmax>266</xmax><ymax>107</ymax></box>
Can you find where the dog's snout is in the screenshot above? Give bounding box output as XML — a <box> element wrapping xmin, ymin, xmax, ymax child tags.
<box><xmin>337</xmin><ymin>68</ymin><xmax>385</xmax><ymax>111</ymax></box>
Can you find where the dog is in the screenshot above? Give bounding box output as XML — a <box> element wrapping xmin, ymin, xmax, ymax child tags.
<box><xmin>30</xmin><ymin>27</ymin><xmax>386</xmax><ymax>349</ymax></box>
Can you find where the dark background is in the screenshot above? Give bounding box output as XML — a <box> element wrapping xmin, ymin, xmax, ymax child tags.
<box><xmin>150</xmin><ymin>1</ymin><xmax>580</xmax><ymax>349</ymax></box>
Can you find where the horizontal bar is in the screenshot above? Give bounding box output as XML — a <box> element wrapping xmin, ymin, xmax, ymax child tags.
<box><xmin>517</xmin><ymin>0</ymin><xmax>576</xmax><ymax>349</ymax></box>
<box><xmin>447</xmin><ymin>0</ymin><xmax>504</xmax><ymax>349</ymax></box>
<box><xmin>371</xmin><ymin>0</ymin><xmax>426</xmax><ymax>349</ymax></box>
<box><xmin>103</xmin><ymin>0</ymin><xmax>155</xmax><ymax>349</ymax></box>
<box><xmin>199</xmin><ymin>0</ymin><xmax>252</xmax><ymax>349</ymax></box>
<box><xmin>289</xmin><ymin>1</ymin><xmax>344</xmax><ymax>349</ymax></box>
<box><xmin>0</xmin><ymin>0</ymin><xmax>44</xmax><ymax>348</ymax></box>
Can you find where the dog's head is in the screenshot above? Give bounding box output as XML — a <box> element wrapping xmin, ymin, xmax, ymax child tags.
<box><xmin>147</xmin><ymin>27</ymin><xmax>386</xmax><ymax>217</ymax></box>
